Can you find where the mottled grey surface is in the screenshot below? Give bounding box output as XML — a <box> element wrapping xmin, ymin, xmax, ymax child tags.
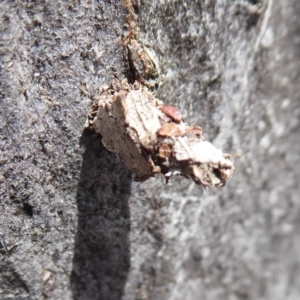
<box><xmin>1</xmin><ymin>0</ymin><xmax>300</xmax><ymax>300</ymax></box>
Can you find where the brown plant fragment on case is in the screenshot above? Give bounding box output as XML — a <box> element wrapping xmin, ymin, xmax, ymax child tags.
<box><xmin>160</xmin><ymin>105</ymin><xmax>183</xmax><ymax>123</ymax></box>
<box><xmin>87</xmin><ymin>80</ymin><xmax>235</xmax><ymax>187</ymax></box>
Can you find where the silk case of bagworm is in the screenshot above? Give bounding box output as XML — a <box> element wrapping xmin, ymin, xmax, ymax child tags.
<box><xmin>87</xmin><ymin>80</ymin><xmax>235</xmax><ymax>187</ymax></box>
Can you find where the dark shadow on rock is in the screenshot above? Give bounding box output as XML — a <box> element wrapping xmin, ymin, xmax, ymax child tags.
<box><xmin>71</xmin><ymin>129</ymin><xmax>132</xmax><ymax>300</ymax></box>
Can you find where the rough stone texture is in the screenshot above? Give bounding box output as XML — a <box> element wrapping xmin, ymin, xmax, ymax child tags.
<box><xmin>1</xmin><ymin>0</ymin><xmax>300</xmax><ymax>300</ymax></box>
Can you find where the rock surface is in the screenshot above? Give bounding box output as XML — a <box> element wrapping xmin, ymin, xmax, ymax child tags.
<box><xmin>1</xmin><ymin>0</ymin><xmax>300</xmax><ymax>299</ymax></box>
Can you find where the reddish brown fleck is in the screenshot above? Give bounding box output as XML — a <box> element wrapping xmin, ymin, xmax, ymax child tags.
<box><xmin>185</xmin><ymin>125</ymin><xmax>203</xmax><ymax>137</ymax></box>
<box><xmin>158</xmin><ymin>123</ymin><xmax>186</xmax><ymax>137</ymax></box>
<box><xmin>160</xmin><ymin>105</ymin><xmax>183</xmax><ymax>123</ymax></box>
<box><xmin>158</xmin><ymin>143</ymin><xmax>173</xmax><ymax>159</ymax></box>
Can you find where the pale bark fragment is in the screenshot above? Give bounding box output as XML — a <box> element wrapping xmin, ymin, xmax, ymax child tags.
<box><xmin>88</xmin><ymin>80</ymin><xmax>235</xmax><ymax>187</ymax></box>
